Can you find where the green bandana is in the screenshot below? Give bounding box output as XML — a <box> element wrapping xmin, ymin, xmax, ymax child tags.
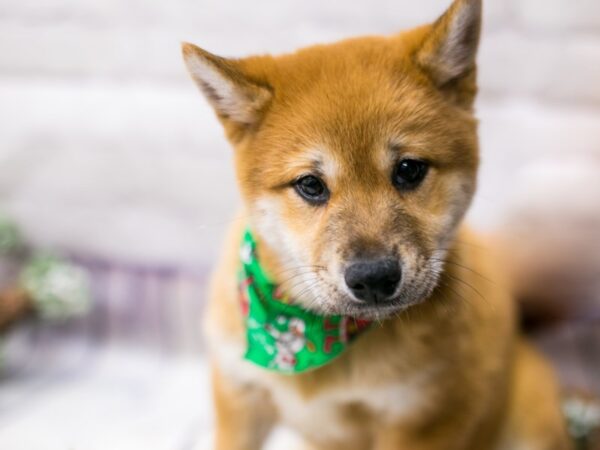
<box><xmin>238</xmin><ymin>229</ymin><xmax>370</xmax><ymax>374</ymax></box>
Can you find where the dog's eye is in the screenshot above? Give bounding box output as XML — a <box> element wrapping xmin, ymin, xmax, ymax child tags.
<box><xmin>392</xmin><ymin>159</ymin><xmax>429</xmax><ymax>190</ymax></box>
<box><xmin>294</xmin><ymin>175</ymin><xmax>329</xmax><ymax>205</ymax></box>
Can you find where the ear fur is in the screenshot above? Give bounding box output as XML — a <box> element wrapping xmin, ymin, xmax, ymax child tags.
<box><xmin>181</xmin><ymin>43</ymin><xmax>272</xmax><ymax>129</ymax></box>
<box><xmin>416</xmin><ymin>0</ymin><xmax>482</xmax><ymax>88</ymax></box>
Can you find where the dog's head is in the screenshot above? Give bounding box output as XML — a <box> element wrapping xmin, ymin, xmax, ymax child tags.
<box><xmin>184</xmin><ymin>0</ymin><xmax>481</xmax><ymax>319</ymax></box>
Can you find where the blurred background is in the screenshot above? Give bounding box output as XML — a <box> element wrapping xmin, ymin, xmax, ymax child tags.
<box><xmin>0</xmin><ymin>0</ymin><xmax>599</xmax><ymax>449</ymax></box>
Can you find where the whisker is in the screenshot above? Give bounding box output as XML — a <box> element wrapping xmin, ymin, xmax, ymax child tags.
<box><xmin>442</xmin><ymin>272</ymin><xmax>488</xmax><ymax>304</ymax></box>
<box><xmin>438</xmin><ymin>278</ymin><xmax>475</xmax><ymax>309</ymax></box>
<box><xmin>430</xmin><ymin>258</ymin><xmax>495</xmax><ymax>285</ymax></box>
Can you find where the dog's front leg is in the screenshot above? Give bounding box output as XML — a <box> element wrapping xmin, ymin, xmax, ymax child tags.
<box><xmin>212</xmin><ymin>364</ymin><xmax>276</xmax><ymax>450</ymax></box>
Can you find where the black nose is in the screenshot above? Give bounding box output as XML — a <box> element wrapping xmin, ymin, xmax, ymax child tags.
<box><xmin>344</xmin><ymin>258</ymin><xmax>402</xmax><ymax>304</ymax></box>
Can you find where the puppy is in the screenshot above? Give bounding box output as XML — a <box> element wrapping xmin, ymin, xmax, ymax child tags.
<box><xmin>182</xmin><ymin>0</ymin><xmax>571</xmax><ymax>448</ymax></box>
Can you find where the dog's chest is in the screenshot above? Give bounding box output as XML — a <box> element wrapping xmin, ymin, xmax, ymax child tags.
<box><xmin>217</xmin><ymin>337</ymin><xmax>430</xmax><ymax>442</ymax></box>
<box><xmin>268</xmin><ymin>377</ymin><xmax>427</xmax><ymax>442</ymax></box>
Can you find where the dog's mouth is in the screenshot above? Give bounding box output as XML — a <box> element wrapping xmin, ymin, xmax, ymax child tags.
<box><xmin>341</xmin><ymin>290</ymin><xmax>429</xmax><ymax>320</ymax></box>
<box><xmin>343</xmin><ymin>298</ymin><xmax>411</xmax><ymax>320</ymax></box>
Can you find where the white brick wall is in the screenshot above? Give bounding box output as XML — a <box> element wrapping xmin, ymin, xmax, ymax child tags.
<box><xmin>513</xmin><ymin>0</ymin><xmax>600</xmax><ymax>32</ymax></box>
<box><xmin>1</xmin><ymin>0</ymin><xmax>599</xmax><ymax>265</ymax></box>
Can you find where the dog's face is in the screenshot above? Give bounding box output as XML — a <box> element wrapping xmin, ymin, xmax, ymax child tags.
<box><xmin>184</xmin><ymin>0</ymin><xmax>481</xmax><ymax>319</ymax></box>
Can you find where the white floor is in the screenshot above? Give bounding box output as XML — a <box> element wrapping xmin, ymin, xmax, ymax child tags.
<box><xmin>0</xmin><ymin>330</ymin><xmax>304</xmax><ymax>450</ymax></box>
<box><xmin>0</xmin><ymin>344</ymin><xmax>208</xmax><ymax>450</ymax></box>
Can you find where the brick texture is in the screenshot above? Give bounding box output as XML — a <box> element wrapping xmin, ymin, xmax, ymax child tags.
<box><xmin>512</xmin><ymin>0</ymin><xmax>600</xmax><ymax>32</ymax></box>
<box><xmin>0</xmin><ymin>0</ymin><xmax>599</xmax><ymax>264</ymax></box>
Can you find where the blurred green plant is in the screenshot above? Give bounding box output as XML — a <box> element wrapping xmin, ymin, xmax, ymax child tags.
<box><xmin>0</xmin><ymin>213</ymin><xmax>24</xmax><ymax>255</ymax></box>
<box><xmin>20</xmin><ymin>255</ymin><xmax>91</xmax><ymax>321</ymax></box>
<box><xmin>564</xmin><ymin>395</ymin><xmax>600</xmax><ymax>450</ymax></box>
<box><xmin>1</xmin><ymin>212</ymin><xmax>92</xmax><ymax>329</ymax></box>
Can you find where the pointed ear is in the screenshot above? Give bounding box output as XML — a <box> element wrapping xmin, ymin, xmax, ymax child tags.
<box><xmin>416</xmin><ymin>0</ymin><xmax>482</xmax><ymax>88</ymax></box>
<box><xmin>181</xmin><ymin>43</ymin><xmax>272</xmax><ymax>129</ymax></box>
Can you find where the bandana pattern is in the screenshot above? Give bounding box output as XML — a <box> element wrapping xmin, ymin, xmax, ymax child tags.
<box><xmin>238</xmin><ymin>229</ymin><xmax>370</xmax><ymax>374</ymax></box>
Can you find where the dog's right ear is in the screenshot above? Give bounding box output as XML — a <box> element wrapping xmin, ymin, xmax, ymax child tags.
<box><xmin>182</xmin><ymin>43</ymin><xmax>272</xmax><ymax>132</ymax></box>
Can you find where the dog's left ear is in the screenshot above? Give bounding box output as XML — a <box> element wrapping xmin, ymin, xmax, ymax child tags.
<box><xmin>415</xmin><ymin>0</ymin><xmax>482</xmax><ymax>104</ymax></box>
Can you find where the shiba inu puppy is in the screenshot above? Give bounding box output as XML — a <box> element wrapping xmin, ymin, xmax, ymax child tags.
<box><xmin>182</xmin><ymin>0</ymin><xmax>571</xmax><ymax>448</ymax></box>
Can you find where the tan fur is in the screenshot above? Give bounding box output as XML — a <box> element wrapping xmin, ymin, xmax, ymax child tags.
<box><xmin>183</xmin><ymin>1</ymin><xmax>571</xmax><ymax>448</ymax></box>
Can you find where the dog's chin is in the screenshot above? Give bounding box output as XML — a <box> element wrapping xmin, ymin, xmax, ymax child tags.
<box><xmin>302</xmin><ymin>288</ymin><xmax>430</xmax><ymax>321</ymax></box>
<box><xmin>339</xmin><ymin>296</ymin><xmax>424</xmax><ymax>320</ymax></box>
